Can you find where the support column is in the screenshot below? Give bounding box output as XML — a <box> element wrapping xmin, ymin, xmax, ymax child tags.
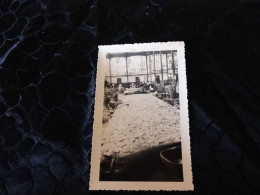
<box><xmin>125</xmin><ymin>53</ymin><xmax>129</xmax><ymax>83</ymax></box>
<box><xmin>145</xmin><ymin>54</ymin><xmax>149</xmax><ymax>82</ymax></box>
<box><xmin>166</xmin><ymin>53</ymin><xmax>169</xmax><ymax>81</ymax></box>
<box><xmin>171</xmin><ymin>51</ymin><xmax>175</xmax><ymax>76</ymax></box>
<box><xmin>108</xmin><ymin>54</ymin><xmax>112</xmax><ymax>83</ymax></box>
<box><xmin>149</xmin><ymin>54</ymin><xmax>152</xmax><ymax>82</ymax></box>
<box><xmin>153</xmin><ymin>51</ymin><xmax>156</xmax><ymax>81</ymax></box>
<box><xmin>160</xmin><ymin>51</ymin><xmax>163</xmax><ymax>82</ymax></box>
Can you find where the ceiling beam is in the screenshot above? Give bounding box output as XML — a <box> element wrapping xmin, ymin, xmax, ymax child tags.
<box><xmin>106</xmin><ymin>50</ymin><xmax>177</xmax><ymax>58</ymax></box>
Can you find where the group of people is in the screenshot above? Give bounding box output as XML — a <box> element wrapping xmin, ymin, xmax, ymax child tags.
<box><xmin>104</xmin><ymin>82</ymin><xmax>119</xmax><ymax>110</ymax></box>
<box><xmin>103</xmin><ymin>79</ymin><xmax>179</xmax><ymax>110</ymax></box>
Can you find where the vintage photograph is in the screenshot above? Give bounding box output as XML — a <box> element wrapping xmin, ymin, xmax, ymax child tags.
<box><xmin>90</xmin><ymin>42</ymin><xmax>193</xmax><ymax>191</ymax></box>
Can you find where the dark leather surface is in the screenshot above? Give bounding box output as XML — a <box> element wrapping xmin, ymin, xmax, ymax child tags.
<box><xmin>0</xmin><ymin>0</ymin><xmax>259</xmax><ymax>194</ymax></box>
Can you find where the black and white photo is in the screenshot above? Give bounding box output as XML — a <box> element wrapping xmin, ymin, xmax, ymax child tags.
<box><xmin>90</xmin><ymin>42</ymin><xmax>193</xmax><ymax>191</ymax></box>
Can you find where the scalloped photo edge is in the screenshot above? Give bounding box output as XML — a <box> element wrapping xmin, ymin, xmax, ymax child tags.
<box><xmin>89</xmin><ymin>42</ymin><xmax>193</xmax><ymax>191</ymax></box>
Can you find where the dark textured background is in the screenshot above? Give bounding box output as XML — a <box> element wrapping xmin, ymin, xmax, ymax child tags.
<box><xmin>0</xmin><ymin>0</ymin><xmax>259</xmax><ymax>194</ymax></box>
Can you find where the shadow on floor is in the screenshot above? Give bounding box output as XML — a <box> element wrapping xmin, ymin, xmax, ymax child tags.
<box><xmin>99</xmin><ymin>142</ymin><xmax>183</xmax><ymax>181</ymax></box>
